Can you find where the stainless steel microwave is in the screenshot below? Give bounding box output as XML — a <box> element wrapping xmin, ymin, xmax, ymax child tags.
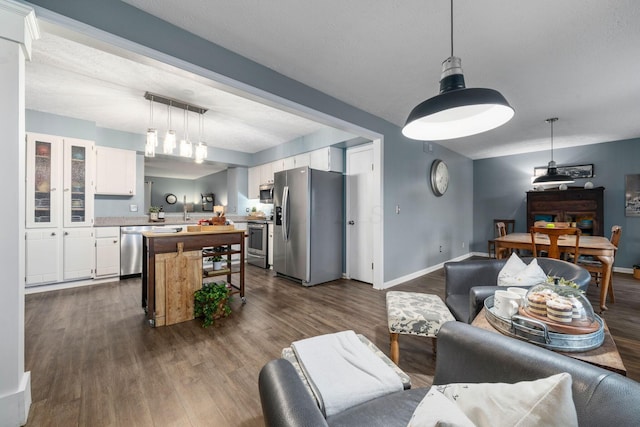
<box><xmin>259</xmin><ymin>183</ymin><xmax>274</xmax><ymax>203</ymax></box>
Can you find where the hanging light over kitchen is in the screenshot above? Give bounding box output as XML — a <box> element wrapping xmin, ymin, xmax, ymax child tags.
<box><xmin>145</xmin><ymin>95</ymin><xmax>157</xmax><ymax>157</ymax></box>
<box><xmin>402</xmin><ymin>0</ymin><xmax>514</xmax><ymax>141</ymax></box>
<box><xmin>195</xmin><ymin>112</ymin><xmax>208</xmax><ymax>164</ymax></box>
<box><xmin>533</xmin><ymin>117</ymin><xmax>574</xmax><ymax>186</ymax></box>
<box><xmin>179</xmin><ymin>109</ymin><xmax>193</xmax><ymax>158</ymax></box>
<box><xmin>163</xmin><ymin>102</ymin><xmax>176</xmax><ymax>154</ymax></box>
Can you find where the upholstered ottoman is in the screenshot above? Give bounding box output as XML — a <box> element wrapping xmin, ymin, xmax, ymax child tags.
<box><xmin>386</xmin><ymin>291</ymin><xmax>456</xmax><ymax>364</ymax></box>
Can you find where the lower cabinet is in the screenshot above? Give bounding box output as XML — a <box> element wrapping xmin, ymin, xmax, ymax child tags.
<box><xmin>95</xmin><ymin>227</ymin><xmax>120</xmax><ymax>278</ymax></box>
<box><xmin>25</xmin><ymin>229</ymin><xmax>60</xmax><ymax>286</ymax></box>
<box><xmin>26</xmin><ymin>227</ymin><xmax>95</xmax><ymax>287</ymax></box>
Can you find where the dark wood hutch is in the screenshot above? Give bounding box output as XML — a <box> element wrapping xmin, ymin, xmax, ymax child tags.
<box><xmin>526</xmin><ymin>187</ymin><xmax>604</xmax><ymax>236</ymax></box>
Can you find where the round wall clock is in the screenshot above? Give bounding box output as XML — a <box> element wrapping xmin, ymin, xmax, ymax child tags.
<box><xmin>430</xmin><ymin>159</ymin><xmax>449</xmax><ymax>197</ymax></box>
<box><xmin>165</xmin><ymin>193</ymin><xmax>177</xmax><ymax>204</ymax></box>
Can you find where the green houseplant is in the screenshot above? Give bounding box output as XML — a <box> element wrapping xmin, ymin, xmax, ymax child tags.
<box><xmin>194</xmin><ymin>281</ymin><xmax>232</xmax><ymax>327</ymax></box>
<box><xmin>148</xmin><ymin>206</ymin><xmax>161</xmax><ymax>221</ymax></box>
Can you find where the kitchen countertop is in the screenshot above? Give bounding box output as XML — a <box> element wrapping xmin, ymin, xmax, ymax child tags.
<box><xmin>95</xmin><ymin>214</ymin><xmax>256</xmax><ymax>227</ymax></box>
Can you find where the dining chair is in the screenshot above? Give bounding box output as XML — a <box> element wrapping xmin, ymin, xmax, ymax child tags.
<box><xmin>576</xmin><ymin>225</ymin><xmax>621</xmax><ymax>303</ymax></box>
<box><xmin>530</xmin><ymin>226</ymin><xmax>581</xmax><ymax>263</ymax></box>
<box><xmin>487</xmin><ymin>219</ymin><xmax>515</xmax><ymax>258</ymax></box>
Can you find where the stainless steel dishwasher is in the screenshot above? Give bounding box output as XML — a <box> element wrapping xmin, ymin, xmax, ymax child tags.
<box><xmin>120</xmin><ymin>225</ymin><xmax>155</xmax><ymax>276</ymax></box>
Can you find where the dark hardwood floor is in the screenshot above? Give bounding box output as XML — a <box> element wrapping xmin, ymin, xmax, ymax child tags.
<box><xmin>24</xmin><ymin>262</ymin><xmax>640</xmax><ymax>426</ymax></box>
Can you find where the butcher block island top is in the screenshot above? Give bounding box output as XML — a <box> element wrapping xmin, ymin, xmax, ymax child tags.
<box><xmin>142</xmin><ymin>228</ymin><xmax>246</xmax><ymax>327</ymax></box>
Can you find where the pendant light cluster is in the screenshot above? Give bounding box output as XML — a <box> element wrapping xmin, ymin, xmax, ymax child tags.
<box><xmin>533</xmin><ymin>117</ymin><xmax>574</xmax><ymax>186</ymax></box>
<box><xmin>144</xmin><ymin>92</ymin><xmax>208</xmax><ymax>164</ymax></box>
<box><xmin>402</xmin><ymin>0</ymin><xmax>514</xmax><ymax>141</ymax></box>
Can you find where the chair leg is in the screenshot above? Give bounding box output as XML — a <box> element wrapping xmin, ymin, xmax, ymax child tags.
<box><xmin>390</xmin><ymin>333</ymin><xmax>399</xmax><ymax>365</ymax></box>
<box><xmin>608</xmin><ymin>277</ymin><xmax>615</xmax><ymax>303</ymax></box>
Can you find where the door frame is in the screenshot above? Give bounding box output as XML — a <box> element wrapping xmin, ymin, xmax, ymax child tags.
<box><xmin>346</xmin><ymin>140</ymin><xmax>383</xmax><ymax>289</ymax></box>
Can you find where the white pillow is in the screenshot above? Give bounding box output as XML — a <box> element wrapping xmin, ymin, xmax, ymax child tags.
<box><xmin>497</xmin><ymin>253</ymin><xmax>547</xmax><ymax>287</ymax></box>
<box><xmin>408</xmin><ymin>373</ymin><xmax>578</xmax><ymax>427</ymax></box>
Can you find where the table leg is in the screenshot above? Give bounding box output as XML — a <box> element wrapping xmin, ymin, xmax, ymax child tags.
<box><xmin>597</xmin><ymin>256</ymin><xmax>614</xmax><ymax>312</ymax></box>
<box><xmin>390</xmin><ymin>333</ymin><xmax>399</xmax><ymax>365</ymax></box>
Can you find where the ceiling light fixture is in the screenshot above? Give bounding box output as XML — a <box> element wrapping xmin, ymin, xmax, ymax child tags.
<box><xmin>163</xmin><ymin>102</ymin><xmax>176</xmax><ymax>155</ymax></box>
<box><xmin>533</xmin><ymin>117</ymin><xmax>574</xmax><ymax>186</ymax></box>
<box><xmin>179</xmin><ymin>109</ymin><xmax>193</xmax><ymax>158</ymax></box>
<box><xmin>145</xmin><ymin>95</ymin><xmax>157</xmax><ymax>157</ymax></box>
<box><xmin>195</xmin><ymin>112</ymin><xmax>208</xmax><ymax>164</ymax></box>
<box><xmin>402</xmin><ymin>0</ymin><xmax>515</xmax><ymax>141</ymax></box>
<box><xmin>144</xmin><ymin>92</ymin><xmax>208</xmax><ymax>163</ymax></box>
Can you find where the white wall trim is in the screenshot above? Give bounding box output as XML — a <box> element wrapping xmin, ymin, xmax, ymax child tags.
<box><xmin>0</xmin><ymin>371</ymin><xmax>31</xmax><ymax>426</ymax></box>
<box><xmin>25</xmin><ymin>277</ymin><xmax>119</xmax><ymax>294</ymax></box>
<box><xmin>380</xmin><ymin>252</ymin><xmax>475</xmax><ymax>290</ymax></box>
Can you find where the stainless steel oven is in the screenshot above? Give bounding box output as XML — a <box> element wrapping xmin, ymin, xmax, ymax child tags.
<box><xmin>247</xmin><ymin>222</ymin><xmax>268</xmax><ymax>268</ymax></box>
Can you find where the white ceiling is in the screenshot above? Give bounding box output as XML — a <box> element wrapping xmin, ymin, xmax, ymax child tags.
<box><xmin>26</xmin><ymin>0</ymin><xmax>640</xmax><ymax>175</ymax></box>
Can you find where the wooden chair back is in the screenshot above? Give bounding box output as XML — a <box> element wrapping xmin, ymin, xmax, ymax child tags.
<box><xmin>493</xmin><ymin>219</ymin><xmax>515</xmax><ymax>236</ymax></box>
<box><xmin>530</xmin><ymin>226</ymin><xmax>581</xmax><ymax>262</ymax></box>
<box><xmin>610</xmin><ymin>225</ymin><xmax>622</xmax><ymax>249</ymax></box>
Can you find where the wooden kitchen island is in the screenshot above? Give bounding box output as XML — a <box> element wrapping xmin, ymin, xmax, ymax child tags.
<box><xmin>142</xmin><ymin>229</ymin><xmax>245</xmax><ymax>327</ymax></box>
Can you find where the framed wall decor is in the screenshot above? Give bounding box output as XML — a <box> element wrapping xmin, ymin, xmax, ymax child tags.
<box><xmin>534</xmin><ymin>163</ymin><xmax>594</xmax><ymax>179</ymax></box>
<box><xmin>625</xmin><ymin>174</ymin><xmax>640</xmax><ymax>217</ymax></box>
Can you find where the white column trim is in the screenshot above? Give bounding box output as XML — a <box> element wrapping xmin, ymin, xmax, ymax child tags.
<box><xmin>0</xmin><ymin>0</ymin><xmax>40</xmax><ymax>59</ymax></box>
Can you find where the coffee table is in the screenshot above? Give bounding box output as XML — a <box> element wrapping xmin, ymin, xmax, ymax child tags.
<box><xmin>472</xmin><ymin>307</ymin><xmax>627</xmax><ymax>376</ymax></box>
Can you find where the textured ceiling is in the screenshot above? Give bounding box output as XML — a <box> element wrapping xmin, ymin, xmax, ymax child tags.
<box><xmin>26</xmin><ymin>0</ymin><xmax>640</xmax><ymax>177</ymax></box>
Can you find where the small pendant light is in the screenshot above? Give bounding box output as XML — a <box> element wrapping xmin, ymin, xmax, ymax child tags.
<box><xmin>145</xmin><ymin>95</ymin><xmax>157</xmax><ymax>157</ymax></box>
<box><xmin>163</xmin><ymin>102</ymin><xmax>176</xmax><ymax>154</ymax></box>
<box><xmin>402</xmin><ymin>0</ymin><xmax>514</xmax><ymax>140</ymax></box>
<box><xmin>533</xmin><ymin>117</ymin><xmax>574</xmax><ymax>186</ymax></box>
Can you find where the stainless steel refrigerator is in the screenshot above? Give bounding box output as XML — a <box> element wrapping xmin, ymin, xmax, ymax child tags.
<box><xmin>273</xmin><ymin>166</ymin><xmax>343</xmax><ymax>286</ymax></box>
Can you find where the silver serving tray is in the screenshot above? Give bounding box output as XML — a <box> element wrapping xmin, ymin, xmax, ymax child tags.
<box><xmin>484</xmin><ymin>295</ymin><xmax>604</xmax><ymax>352</ymax></box>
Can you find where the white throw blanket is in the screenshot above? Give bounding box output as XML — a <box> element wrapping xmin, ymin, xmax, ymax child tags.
<box><xmin>291</xmin><ymin>330</ymin><xmax>403</xmax><ymax>417</ymax></box>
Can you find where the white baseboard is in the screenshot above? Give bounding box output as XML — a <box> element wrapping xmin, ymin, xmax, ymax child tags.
<box><xmin>381</xmin><ymin>252</ymin><xmax>475</xmax><ymax>290</ymax></box>
<box><xmin>0</xmin><ymin>371</ymin><xmax>31</xmax><ymax>426</ymax></box>
<box><xmin>25</xmin><ymin>276</ymin><xmax>120</xmax><ymax>294</ymax></box>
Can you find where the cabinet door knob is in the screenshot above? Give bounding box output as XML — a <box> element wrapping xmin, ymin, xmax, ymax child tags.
<box><xmin>348</xmin><ymin>220</ymin><xmax>355</xmax><ymax>225</ymax></box>
<box><xmin>113</xmin><ymin>240</ymin><xmax>118</xmax><ymax>244</ymax></box>
<box><xmin>64</xmin><ymin>231</ymin><xmax>69</xmax><ymax>236</ymax></box>
<box><xmin>51</xmin><ymin>232</ymin><xmax>56</xmax><ymax>236</ymax></box>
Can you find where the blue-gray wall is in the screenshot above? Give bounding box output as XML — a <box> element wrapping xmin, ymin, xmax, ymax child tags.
<box><xmin>146</xmin><ymin>170</ymin><xmax>228</xmax><ymax>213</ymax></box>
<box><xmin>473</xmin><ymin>138</ymin><xmax>640</xmax><ymax>268</ymax></box>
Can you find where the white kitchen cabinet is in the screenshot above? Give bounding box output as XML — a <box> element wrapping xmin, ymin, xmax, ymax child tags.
<box><xmin>25</xmin><ymin>229</ymin><xmax>61</xmax><ymax>286</ymax></box>
<box><xmin>260</xmin><ymin>162</ymin><xmax>274</xmax><ymax>184</ymax></box>
<box><xmin>95</xmin><ymin>227</ymin><xmax>120</xmax><ymax>278</ymax></box>
<box><xmin>294</xmin><ymin>153</ymin><xmax>310</xmax><ymax>168</ymax></box>
<box><xmin>309</xmin><ymin>147</ymin><xmax>344</xmax><ymax>173</ymax></box>
<box><xmin>63</xmin><ymin>228</ymin><xmax>95</xmax><ymax>281</ymax></box>
<box><xmin>271</xmin><ymin>159</ymin><xmax>284</xmax><ymax>176</ymax></box>
<box><xmin>268</xmin><ymin>223</ymin><xmax>274</xmax><ymax>267</ymax></box>
<box><xmin>248</xmin><ymin>166</ymin><xmax>260</xmax><ymax>199</ymax></box>
<box><xmin>26</xmin><ymin>133</ymin><xmax>95</xmax><ymax>229</ymax></box>
<box><xmin>95</xmin><ymin>146</ymin><xmax>136</xmax><ymax>196</ymax></box>
<box><xmin>283</xmin><ymin>156</ymin><xmax>295</xmax><ymax>170</ymax></box>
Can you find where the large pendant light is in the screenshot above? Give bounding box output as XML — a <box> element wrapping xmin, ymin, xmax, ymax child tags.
<box><xmin>533</xmin><ymin>117</ymin><xmax>574</xmax><ymax>186</ymax></box>
<box><xmin>402</xmin><ymin>0</ymin><xmax>514</xmax><ymax>141</ymax></box>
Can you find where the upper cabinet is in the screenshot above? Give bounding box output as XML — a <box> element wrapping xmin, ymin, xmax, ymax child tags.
<box><xmin>95</xmin><ymin>146</ymin><xmax>136</xmax><ymax>196</ymax></box>
<box><xmin>26</xmin><ymin>133</ymin><xmax>95</xmax><ymax>228</ymax></box>
<box><xmin>309</xmin><ymin>147</ymin><xmax>344</xmax><ymax>173</ymax></box>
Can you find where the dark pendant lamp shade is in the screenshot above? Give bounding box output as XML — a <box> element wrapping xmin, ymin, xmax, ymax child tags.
<box><xmin>533</xmin><ymin>117</ymin><xmax>574</xmax><ymax>186</ymax></box>
<box><xmin>402</xmin><ymin>50</ymin><xmax>514</xmax><ymax>140</ymax></box>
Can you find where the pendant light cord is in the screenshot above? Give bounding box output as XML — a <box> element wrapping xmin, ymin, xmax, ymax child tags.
<box><xmin>450</xmin><ymin>0</ymin><xmax>454</xmax><ymax>57</ymax></box>
<box><xmin>546</xmin><ymin>117</ymin><xmax>558</xmax><ymax>161</ymax></box>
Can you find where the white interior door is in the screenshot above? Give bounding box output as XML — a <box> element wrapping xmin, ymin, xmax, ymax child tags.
<box><xmin>346</xmin><ymin>144</ymin><xmax>374</xmax><ymax>284</ymax></box>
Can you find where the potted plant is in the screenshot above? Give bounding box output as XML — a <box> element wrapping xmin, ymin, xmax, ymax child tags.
<box><xmin>633</xmin><ymin>264</ymin><xmax>640</xmax><ymax>280</ymax></box>
<box><xmin>211</xmin><ymin>255</ymin><xmax>224</xmax><ymax>271</ymax></box>
<box><xmin>148</xmin><ymin>206</ymin><xmax>160</xmax><ymax>221</ymax></box>
<box><xmin>194</xmin><ymin>282</ymin><xmax>232</xmax><ymax>327</ymax></box>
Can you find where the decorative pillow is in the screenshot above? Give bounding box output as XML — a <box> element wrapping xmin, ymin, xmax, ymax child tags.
<box><xmin>408</xmin><ymin>373</ymin><xmax>578</xmax><ymax>427</ymax></box>
<box><xmin>497</xmin><ymin>253</ymin><xmax>547</xmax><ymax>287</ymax></box>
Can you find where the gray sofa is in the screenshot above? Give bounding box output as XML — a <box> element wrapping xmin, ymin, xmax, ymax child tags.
<box><xmin>258</xmin><ymin>322</ymin><xmax>640</xmax><ymax>427</ymax></box>
<box><xmin>444</xmin><ymin>257</ymin><xmax>592</xmax><ymax>323</ymax></box>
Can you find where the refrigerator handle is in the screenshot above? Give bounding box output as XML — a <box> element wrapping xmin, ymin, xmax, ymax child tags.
<box><xmin>282</xmin><ymin>185</ymin><xmax>289</xmax><ymax>241</ymax></box>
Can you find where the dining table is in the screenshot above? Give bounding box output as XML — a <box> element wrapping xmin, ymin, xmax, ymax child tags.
<box><xmin>494</xmin><ymin>233</ymin><xmax>617</xmax><ymax>312</ymax></box>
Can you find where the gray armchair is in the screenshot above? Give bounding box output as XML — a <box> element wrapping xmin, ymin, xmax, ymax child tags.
<box><xmin>444</xmin><ymin>257</ymin><xmax>591</xmax><ymax>323</ymax></box>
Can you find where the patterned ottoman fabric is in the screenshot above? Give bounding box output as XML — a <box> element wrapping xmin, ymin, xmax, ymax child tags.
<box><xmin>386</xmin><ymin>291</ymin><xmax>456</xmax><ymax>337</ymax></box>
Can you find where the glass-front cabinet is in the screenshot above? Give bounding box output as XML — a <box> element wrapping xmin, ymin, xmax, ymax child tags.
<box><xmin>26</xmin><ymin>133</ymin><xmax>94</xmax><ymax>228</ymax></box>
